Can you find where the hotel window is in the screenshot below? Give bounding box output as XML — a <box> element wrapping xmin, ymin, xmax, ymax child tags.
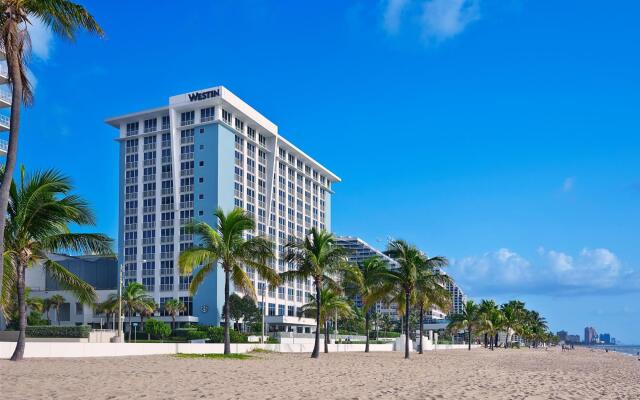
<box><xmin>278</xmin><ymin>304</ymin><xmax>285</xmax><ymax>316</ymax></box>
<box><xmin>259</xmin><ymin>134</ymin><xmax>266</xmax><ymax>147</ymax></box>
<box><xmin>160</xmin><ymin>276</ymin><xmax>174</xmax><ymax>291</ymax></box>
<box><xmin>222</xmin><ymin>109</ymin><xmax>232</xmax><ymax>124</ymax></box>
<box><xmin>143</xmin><ymin>118</ymin><xmax>157</xmax><ymax>133</ymax></box>
<box><xmin>247</xmin><ymin>126</ymin><xmax>256</xmax><ymax>139</ymax></box>
<box><xmin>200</xmin><ymin>107</ymin><xmax>214</xmax><ymax>123</ymax></box>
<box><xmin>161</xmin><ymin>115</ymin><xmax>170</xmax><ymax>130</ymax></box>
<box><xmin>287</xmin><ymin>305</ymin><xmax>295</xmax><ymax>317</ymax></box>
<box><xmin>142</xmin><ymin>277</ymin><xmax>155</xmax><ymax>292</ymax></box>
<box><xmin>181</xmin><ymin>128</ymin><xmax>194</xmax><ymax>144</ymax></box>
<box><xmin>142</xmin><ymin>261</ymin><xmax>155</xmax><ymax>276</ymax></box>
<box><xmin>126</xmin><ymin>122</ymin><xmax>139</xmax><ymax>136</ymax></box>
<box><xmin>268</xmin><ymin>303</ymin><xmax>276</xmax><ymax>316</ymax></box>
<box><xmin>125</xmin><ymin>138</ymin><xmax>138</xmax><ymax>153</ymax></box>
<box><xmin>278</xmin><ymin>286</ymin><xmax>285</xmax><ymax>299</ymax></box>
<box><xmin>180</xmin><ymin>111</ymin><xmax>195</xmax><ymax>126</ymax></box>
<box><xmin>234</xmin><ymin>118</ymin><xmax>244</xmax><ymax>132</ymax></box>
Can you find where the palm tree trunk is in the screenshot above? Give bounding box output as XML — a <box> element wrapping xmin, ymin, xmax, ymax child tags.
<box><xmin>0</xmin><ymin>18</ymin><xmax>24</xmax><ymax>308</ymax></box>
<box><xmin>505</xmin><ymin>326</ymin><xmax>509</xmax><ymax>348</ymax></box>
<box><xmin>311</xmin><ymin>279</ymin><xmax>321</xmax><ymax>358</ymax></box>
<box><xmin>418</xmin><ymin>304</ymin><xmax>424</xmax><ymax>354</ymax></box>
<box><xmin>494</xmin><ymin>333</ymin><xmax>498</xmax><ymax>349</ymax></box>
<box><xmin>128</xmin><ymin>307</ymin><xmax>132</xmax><ymax>342</ymax></box>
<box><xmin>172</xmin><ymin>315</ymin><xmax>176</xmax><ymax>331</ymax></box>
<box><xmin>404</xmin><ymin>289</ymin><xmax>410</xmax><ymax>359</ymax></box>
<box><xmin>223</xmin><ymin>269</ymin><xmax>231</xmax><ymax>355</ymax></box>
<box><xmin>364</xmin><ymin>309</ymin><xmax>370</xmax><ymax>353</ymax></box>
<box><xmin>324</xmin><ymin>320</ymin><xmax>329</xmax><ymax>353</ymax></box>
<box><xmin>484</xmin><ymin>333</ymin><xmax>488</xmax><ymax>348</ymax></box>
<box><xmin>468</xmin><ymin>327</ymin><xmax>472</xmax><ymax>351</ymax></box>
<box><xmin>10</xmin><ymin>265</ymin><xmax>26</xmax><ymax>361</ymax></box>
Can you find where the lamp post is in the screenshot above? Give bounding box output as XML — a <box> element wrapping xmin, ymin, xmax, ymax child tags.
<box><xmin>117</xmin><ymin>263</ymin><xmax>124</xmax><ymax>342</ymax></box>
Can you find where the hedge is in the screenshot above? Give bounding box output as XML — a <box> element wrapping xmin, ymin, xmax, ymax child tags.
<box><xmin>186</xmin><ymin>326</ymin><xmax>248</xmax><ymax>343</ymax></box>
<box><xmin>26</xmin><ymin>325</ymin><xmax>91</xmax><ymax>338</ymax></box>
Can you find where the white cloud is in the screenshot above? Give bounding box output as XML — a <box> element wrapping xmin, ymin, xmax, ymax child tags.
<box><xmin>383</xmin><ymin>0</ymin><xmax>410</xmax><ymax>34</ymax></box>
<box><xmin>562</xmin><ymin>177</ymin><xmax>575</xmax><ymax>192</ymax></box>
<box><xmin>450</xmin><ymin>247</ymin><xmax>637</xmax><ymax>296</ymax></box>
<box><xmin>27</xmin><ymin>18</ymin><xmax>54</xmax><ymax>61</ymax></box>
<box><xmin>420</xmin><ymin>0</ymin><xmax>481</xmax><ymax>42</ymax></box>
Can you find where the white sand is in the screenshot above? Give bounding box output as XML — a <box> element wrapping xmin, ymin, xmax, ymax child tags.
<box><xmin>1</xmin><ymin>347</ymin><xmax>638</xmax><ymax>399</ymax></box>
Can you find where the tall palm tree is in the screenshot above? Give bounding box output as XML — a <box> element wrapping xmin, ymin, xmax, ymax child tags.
<box><xmin>139</xmin><ymin>300</ymin><xmax>157</xmax><ymax>339</ymax></box>
<box><xmin>119</xmin><ymin>283</ymin><xmax>153</xmax><ymax>342</ymax></box>
<box><xmin>42</xmin><ymin>297</ymin><xmax>53</xmax><ymax>324</ymax></box>
<box><xmin>500</xmin><ymin>300</ymin><xmax>525</xmax><ymax>348</ymax></box>
<box><xmin>371</xmin><ymin>311</ymin><xmax>382</xmax><ymax>340</ymax></box>
<box><xmin>478</xmin><ymin>299</ymin><xmax>496</xmax><ymax>348</ymax></box>
<box><xmin>385</xmin><ymin>239</ymin><xmax>428</xmax><ymax>359</ymax></box>
<box><xmin>179</xmin><ymin>207</ymin><xmax>278</xmax><ymax>354</ymax></box>
<box><xmin>381</xmin><ymin>313</ymin><xmax>392</xmax><ymax>337</ymax></box>
<box><xmin>478</xmin><ymin>300</ymin><xmax>503</xmax><ymax>350</ymax></box>
<box><xmin>48</xmin><ymin>294</ymin><xmax>65</xmax><ymax>325</ymax></box>
<box><xmin>521</xmin><ymin>309</ymin><xmax>547</xmax><ymax>348</ymax></box>
<box><xmin>447</xmin><ymin>299</ymin><xmax>481</xmax><ymax>351</ymax></box>
<box><xmin>280</xmin><ymin>228</ymin><xmax>348</xmax><ymax>358</ymax></box>
<box><xmin>342</xmin><ymin>256</ymin><xmax>394</xmax><ymax>352</ymax></box>
<box><xmin>299</xmin><ymin>287</ymin><xmax>354</xmax><ymax>353</ymax></box>
<box><xmin>2</xmin><ymin>167</ymin><xmax>113</xmax><ymax>361</ymax></box>
<box><xmin>0</xmin><ymin>0</ymin><xmax>105</xmax><ymax>309</ymax></box>
<box><xmin>415</xmin><ymin>267</ymin><xmax>451</xmax><ymax>354</ymax></box>
<box><xmin>163</xmin><ymin>298</ymin><xmax>186</xmax><ymax>331</ymax></box>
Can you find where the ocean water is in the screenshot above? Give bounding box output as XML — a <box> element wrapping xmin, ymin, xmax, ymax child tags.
<box><xmin>593</xmin><ymin>345</ymin><xmax>640</xmax><ymax>356</ymax></box>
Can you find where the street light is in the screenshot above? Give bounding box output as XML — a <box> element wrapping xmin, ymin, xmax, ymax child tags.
<box><xmin>117</xmin><ymin>263</ymin><xmax>124</xmax><ymax>342</ymax></box>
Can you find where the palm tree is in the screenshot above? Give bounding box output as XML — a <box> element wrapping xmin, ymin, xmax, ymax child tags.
<box><xmin>119</xmin><ymin>283</ymin><xmax>153</xmax><ymax>342</ymax></box>
<box><xmin>415</xmin><ymin>267</ymin><xmax>451</xmax><ymax>354</ymax></box>
<box><xmin>42</xmin><ymin>298</ymin><xmax>53</xmax><ymax>324</ymax></box>
<box><xmin>94</xmin><ymin>297</ymin><xmax>118</xmax><ymax>329</ymax></box>
<box><xmin>447</xmin><ymin>299</ymin><xmax>481</xmax><ymax>351</ymax></box>
<box><xmin>371</xmin><ymin>311</ymin><xmax>382</xmax><ymax>340</ymax></box>
<box><xmin>478</xmin><ymin>300</ymin><xmax>503</xmax><ymax>350</ymax></box>
<box><xmin>139</xmin><ymin>300</ymin><xmax>157</xmax><ymax>339</ymax></box>
<box><xmin>163</xmin><ymin>299</ymin><xmax>185</xmax><ymax>331</ymax></box>
<box><xmin>0</xmin><ymin>0</ymin><xmax>105</xmax><ymax>312</ymax></box>
<box><xmin>521</xmin><ymin>309</ymin><xmax>547</xmax><ymax>348</ymax></box>
<box><xmin>2</xmin><ymin>167</ymin><xmax>113</xmax><ymax>361</ymax></box>
<box><xmin>280</xmin><ymin>228</ymin><xmax>348</xmax><ymax>358</ymax></box>
<box><xmin>300</xmin><ymin>287</ymin><xmax>354</xmax><ymax>353</ymax></box>
<box><xmin>179</xmin><ymin>207</ymin><xmax>278</xmax><ymax>355</ymax></box>
<box><xmin>500</xmin><ymin>300</ymin><xmax>525</xmax><ymax>348</ymax></box>
<box><xmin>48</xmin><ymin>294</ymin><xmax>65</xmax><ymax>325</ymax></box>
<box><xmin>385</xmin><ymin>239</ymin><xmax>428</xmax><ymax>359</ymax></box>
<box><xmin>342</xmin><ymin>256</ymin><xmax>394</xmax><ymax>352</ymax></box>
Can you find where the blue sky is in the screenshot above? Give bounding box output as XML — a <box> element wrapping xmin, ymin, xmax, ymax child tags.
<box><xmin>15</xmin><ymin>0</ymin><xmax>640</xmax><ymax>343</ymax></box>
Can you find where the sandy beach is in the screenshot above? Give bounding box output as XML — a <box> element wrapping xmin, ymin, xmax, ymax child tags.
<box><xmin>1</xmin><ymin>347</ymin><xmax>638</xmax><ymax>400</ymax></box>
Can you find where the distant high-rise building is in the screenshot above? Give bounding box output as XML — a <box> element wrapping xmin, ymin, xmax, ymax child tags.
<box><xmin>566</xmin><ymin>334</ymin><xmax>580</xmax><ymax>344</ymax></box>
<box><xmin>557</xmin><ymin>330</ymin><xmax>568</xmax><ymax>342</ymax></box>
<box><xmin>584</xmin><ymin>327</ymin><xmax>598</xmax><ymax>344</ymax></box>
<box><xmin>599</xmin><ymin>333</ymin><xmax>611</xmax><ymax>344</ymax></box>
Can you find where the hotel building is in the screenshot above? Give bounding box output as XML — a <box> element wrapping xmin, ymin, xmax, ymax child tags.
<box><xmin>106</xmin><ymin>86</ymin><xmax>340</xmax><ymax>332</ymax></box>
<box><xmin>0</xmin><ymin>46</ymin><xmax>12</xmax><ymax>156</ymax></box>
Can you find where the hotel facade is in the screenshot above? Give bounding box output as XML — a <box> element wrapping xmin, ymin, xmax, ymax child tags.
<box><xmin>107</xmin><ymin>86</ymin><xmax>340</xmax><ymax>332</ymax></box>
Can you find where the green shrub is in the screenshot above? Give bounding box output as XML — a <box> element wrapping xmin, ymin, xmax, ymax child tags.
<box><xmin>379</xmin><ymin>332</ymin><xmax>401</xmax><ymax>338</ymax></box>
<box><xmin>206</xmin><ymin>326</ymin><xmax>248</xmax><ymax>343</ymax></box>
<box><xmin>26</xmin><ymin>325</ymin><xmax>91</xmax><ymax>338</ymax></box>
<box><xmin>173</xmin><ymin>328</ymin><xmax>198</xmax><ymax>338</ymax></box>
<box><xmin>186</xmin><ymin>330</ymin><xmax>209</xmax><ymax>341</ymax></box>
<box><xmin>144</xmin><ymin>318</ymin><xmax>171</xmax><ymax>340</ymax></box>
<box><xmin>27</xmin><ymin>311</ymin><xmax>49</xmax><ymax>326</ymax></box>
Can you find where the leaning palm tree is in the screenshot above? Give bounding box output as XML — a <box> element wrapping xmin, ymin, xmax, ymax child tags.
<box><xmin>415</xmin><ymin>267</ymin><xmax>451</xmax><ymax>354</ymax></box>
<box><xmin>342</xmin><ymin>256</ymin><xmax>394</xmax><ymax>352</ymax></box>
<box><xmin>385</xmin><ymin>239</ymin><xmax>428</xmax><ymax>359</ymax></box>
<box><xmin>48</xmin><ymin>294</ymin><xmax>65</xmax><ymax>325</ymax></box>
<box><xmin>0</xmin><ymin>0</ymin><xmax>105</xmax><ymax>312</ymax></box>
<box><xmin>2</xmin><ymin>167</ymin><xmax>113</xmax><ymax>361</ymax></box>
<box><xmin>299</xmin><ymin>287</ymin><xmax>354</xmax><ymax>353</ymax></box>
<box><xmin>119</xmin><ymin>283</ymin><xmax>153</xmax><ymax>342</ymax></box>
<box><xmin>447</xmin><ymin>299</ymin><xmax>481</xmax><ymax>351</ymax></box>
<box><xmin>179</xmin><ymin>207</ymin><xmax>278</xmax><ymax>354</ymax></box>
<box><xmin>163</xmin><ymin>298</ymin><xmax>186</xmax><ymax>331</ymax></box>
<box><xmin>280</xmin><ymin>228</ymin><xmax>348</xmax><ymax>358</ymax></box>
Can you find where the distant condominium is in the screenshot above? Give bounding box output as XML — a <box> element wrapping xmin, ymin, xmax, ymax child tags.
<box><xmin>0</xmin><ymin>46</ymin><xmax>12</xmax><ymax>156</ymax></box>
<box><xmin>107</xmin><ymin>86</ymin><xmax>340</xmax><ymax>333</ymax></box>
<box><xmin>584</xmin><ymin>326</ymin><xmax>598</xmax><ymax>344</ymax></box>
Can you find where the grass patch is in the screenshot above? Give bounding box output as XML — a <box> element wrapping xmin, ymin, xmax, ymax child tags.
<box><xmin>249</xmin><ymin>348</ymin><xmax>275</xmax><ymax>354</ymax></box>
<box><xmin>175</xmin><ymin>353</ymin><xmax>252</xmax><ymax>360</ymax></box>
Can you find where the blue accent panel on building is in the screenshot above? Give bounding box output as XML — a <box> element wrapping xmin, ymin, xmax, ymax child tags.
<box><xmin>325</xmin><ymin>193</ymin><xmax>332</xmax><ymax>232</ymax></box>
<box><xmin>192</xmin><ymin>123</ymin><xmax>235</xmax><ymax>326</ymax></box>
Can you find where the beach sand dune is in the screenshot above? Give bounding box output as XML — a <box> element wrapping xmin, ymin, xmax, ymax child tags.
<box><xmin>1</xmin><ymin>347</ymin><xmax>638</xmax><ymax>399</ymax></box>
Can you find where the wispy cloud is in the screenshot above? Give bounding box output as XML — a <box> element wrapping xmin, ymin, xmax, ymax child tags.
<box><xmin>381</xmin><ymin>0</ymin><xmax>481</xmax><ymax>42</ymax></box>
<box><xmin>420</xmin><ymin>0</ymin><xmax>481</xmax><ymax>42</ymax></box>
<box><xmin>449</xmin><ymin>247</ymin><xmax>639</xmax><ymax>296</ymax></box>
<box><xmin>27</xmin><ymin>18</ymin><xmax>54</xmax><ymax>61</ymax></box>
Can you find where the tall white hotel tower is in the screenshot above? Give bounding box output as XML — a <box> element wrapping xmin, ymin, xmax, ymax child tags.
<box><xmin>107</xmin><ymin>86</ymin><xmax>340</xmax><ymax>331</ymax></box>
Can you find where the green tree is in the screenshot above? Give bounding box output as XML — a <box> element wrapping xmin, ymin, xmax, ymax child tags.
<box><xmin>371</xmin><ymin>311</ymin><xmax>382</xmax><ymax>340</ymax></box>
<box><xmin>144</xmin><ymin>318</ymin><xmax>171</xmax><ymax>340</ymax></box>
<box><xmin>42</xmin><ymin>298</ymin><xmax>53</xmax><ymax>324</ymax></box>
<box><xmin>415</xmin><ymin>265</ymin><xmax>451</xmax><ymax>354</ymax></box>
<box><xmin>342</xmin><ymin>256</ymin><xmax>394</xmax><ymax>352</ymax></box>
<box><xmin>381</xmin><ymin>313</ymin><xmax>393</xmax><ymax>337</ymax></box>
<box><xmin>478</xmin><ymin>300</ymin><xmax>503</xmax><ymax>350</ymax></box>
<box><xmin>94</xmin><ymin>296</ymin><xmax>118</xmax><ymax>329</ymax></box>
<box><xmin>447</xmin><ymin>299</ymin><xmax>481</xmax><ymax>351</ymax></box>
<box><xmin>118</xmin><ymin>283</ymin><xmax>153</xmax><ymax>341</ymax></box>
<box><xmin>0</xmin><ymin>0</ymin><xmax>105</xmax><ymax>317</ymax></box>
<box><xmin>385</xmin><ymin>239</ymin><xmax>429</xmax><ymax>359</ymax></box>
<box><xmin>280</xmin><ymin>228</ymin><xmax>348</xmax><ymax>358</ymax></box>
<box><xmin>300</xmin><ymin>287</ymin><xmax>354</xmax><ymax>353</ymax></box>
<box><xmin>48</xmin><ymin>294</ymin><xmax>66</xmax><ymax>326</ymax></box>
<box><xmin>179</xmin><ymin>207</ymin><xmax>278</xmax><ymax>355</ymax></box>
<box><xmin>500</xmin><ymin>300</ymin><xmax>525</xmax><ymax>348</ymax></box>
<box><xmin>1</xmin><ymin>167</ymin><xmax>113</xmax><ymax>361</ymax></box>
<box><xmin>163</xmin><ymin>299</ymin><xmax>185</xmax><ymax>331</ymax></box>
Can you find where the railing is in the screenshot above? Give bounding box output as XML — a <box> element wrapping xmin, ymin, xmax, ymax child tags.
<box><xmin>160</xmin><ymin>268</ymin><xmax>174</xmax><ymax>276</ymax></box>
<box><xmin>181</xmin><ymin>136</ymin><xmax>194</xmax><ymax>144</ymax></box>
<box><xmin>161</xmin><ymin>220</ymin><xmax>174</xmax><ymax>227</ymax></box>
<box><xmin>160</xmin><ymin>284</ymin><xmax>173</xmax><ymax>292</ymax></box>
<box><xmin>142</xmin><ymin>269</ymin><xmax>155</xmax><ymax>277</ymax></box>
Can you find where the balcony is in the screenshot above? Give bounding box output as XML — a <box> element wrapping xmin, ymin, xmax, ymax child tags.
<box><xmin>180</xmin><ymin>136</ymin><xmax>194</xmax><ymax>144</ymax></box>
<box><xmin>0</xmin><ymin>114</ymin><xmax>9</xmax><ymax>132</ymax></box>
<box><xmin>161</xmin><ymin>220</ymin><xmax>174</xmax><ymax>227</ymax></box>
<box><xmin>0</xmin><ymin>65</ymin><xmax>6</xmax><ymax>84</ymax></box>
<box><xmin>142</xmin><ymin>269</ymin><xmax>155</xmax><ymax>277</ymax></box>
<box><xmin>0</xmin><ymin>91</ymin><xmax>11</xmax><ymax>108</ymax></box>
<box><xmin>160</xmin><ymin>284</ymin><xmax>173</xmax><ymax>292</ymax></box>
<box><xmin>160</xmin><ymin>268</ymin><xmax>174</xmax><ymax>276</ymax></box>
<box><xmin>0</xmin><ymin>139</ymin><xmax>8</xmax><ymax>155</ymax></box>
